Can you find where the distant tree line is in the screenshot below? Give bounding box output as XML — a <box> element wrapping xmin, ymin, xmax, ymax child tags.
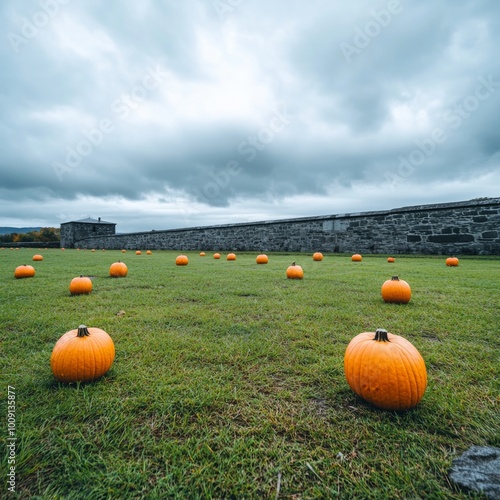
<box><xmin>0</xmin><ymin>228</ymin><xmax>60</xmax><ymax>243</ymax></box>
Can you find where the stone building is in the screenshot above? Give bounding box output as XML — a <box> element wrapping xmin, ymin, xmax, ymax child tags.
<box><xmin>60</xmin><ymin>217</ymin><xmax>116</xmax><ymax>248</ymax></box>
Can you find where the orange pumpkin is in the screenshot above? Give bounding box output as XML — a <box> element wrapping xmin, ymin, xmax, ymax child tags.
<box><xmin>135</xmin><ymin>250</ymin><xmax>141</xmax><ymax>255</ymax></box>
<box><xmin>227</xmin><ymin>253</ymin><xmax>236</xmax><ymax>261</ymax></box>
<box><xmin>256</xmin><ymin>254</ymin><xmax>268</xmax><ymax>264</ymax></box>
<box><xmin>50</xmin><ymin>325</ymin><xmax>115</xmax><ymax>383</ymax></box>
<box><xmin>121</xmin><ymin>249</ymin><xmax>126</xmax><ymax>253</ymax></box>
<box><xmin>344</xmin><ymin>328</ymin><xmax>427</xmax><ymax>411</ymax></box>
<box><xmin>199</xmin><ymin>252</ymin><xmax>206</xmax><ymax>256</ymax></box>
<box><xmin>286</xmin><ymin>262</ymin><xmax>304</xmax><ymax>279</ymax></box>
<box><xmin>381</xmin><ymin>276</ymin><xmax>411</xmax><ymax>304</ymax></box>
<box><xmin>32</xmin><ymin>254</ymin><xmax>43</xmax><ymax>261</ymax></box>
<box><xmin>176</xmin><ymin>254</ymin><xmax>188</xmax><ymax>266</ymax></box>
<box><xmin>446</xmin><ymin>256</ymin><xmax>459</xmax><ymax>267</ymax></box>
<box><xmin>351</xmin><ymin>254</ymin><xmax>362</xmax><ymax>262</ymax></box>
<box><xmin>213</xmin><ymin>253</ymin><xmax>221</xmax><ymax>259</ymax></box>
<box><xmin>91</xmin><ymin>249</ymin><xmax>96</xmax><ymax>252</ymax></box>
<box><xmin>69</xmin><ymin>275</ymin><xmax>93</xmax><ymax>295</ymax></box>
<box><xmin>146</xmin><ymin>250</ymin><xmax>152</xmax><ymax>255</ymax></box>
<box><xmin>109</xmin><ymin>261</ymin><xmax>128</xmax><ymax>278</ymax></box>
<box><xmin>313</xmin><ymin>252</ymin><xmax>323</xmax><ymax>261</ymax></box>
<box><xmin>14</xmin><ymin>264</ymin><xmax>35</xmax><ymax>279</ymax></box>
<box><xmin>387</xmin><ymin>257</ymin><xmax>395</xmax><ymax>263</ymax></box>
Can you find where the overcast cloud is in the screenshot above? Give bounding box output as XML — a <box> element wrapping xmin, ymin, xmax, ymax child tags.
<box><xmin>1</xmin><ymin>0</ymin><xmax>499</xmax><ymax>232</ymax></box>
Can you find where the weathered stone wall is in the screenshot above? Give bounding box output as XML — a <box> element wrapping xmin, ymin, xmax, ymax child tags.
<box><xmin>71</xmin><ymin>198</ymin><xmax>500</xmax><ymax>255</ymax></box>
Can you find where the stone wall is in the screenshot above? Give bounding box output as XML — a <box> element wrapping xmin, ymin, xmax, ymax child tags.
<box><xmin>71</xmin><ymin>198</ymin><xmax>500</xmax><ymax>255</ymax></box>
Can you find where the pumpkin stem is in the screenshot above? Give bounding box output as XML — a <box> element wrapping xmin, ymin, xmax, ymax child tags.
<box><xmin>292</xmin><ymin>261</ymin><xmax>296</xmax><ymax>266</ymax></box>
<box><xmin>77</xmin><ymin>325</ymin><xmax>91</xmax><ymax>337</ymax></box>
<box><xmin>374</xmin><ymin>328</ymin><xmax>390</xmax><ymax>342</ymax></box>
<box><xmin>391</xmin><ymin>276</ymin><xmax>400</xmax><ymax>281</ymax></box>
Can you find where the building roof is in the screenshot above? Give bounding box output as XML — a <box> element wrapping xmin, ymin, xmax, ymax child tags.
<box><xmin>61</xmin><ymin>217</ymin><xmax>116</xmax><ymax>225</ymax></box>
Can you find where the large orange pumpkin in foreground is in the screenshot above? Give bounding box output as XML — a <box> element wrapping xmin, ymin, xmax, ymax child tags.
<box><xmin>176</xmin><ymin>254</ymin><xmax>189</xmax><ymax>266</ymax></box>
<box><xmin>344</xmin><ymin>328</ymin><xmax>427</xmax><ymax>411</ymax></box>
<box><xmin>446</xmin><ymin>256</ymin><xmax>459</xmax><ymax>267</ymax></box>
<box><xmin>381</xmin><ymin>276</ymin><xmax>411</xmax><ymax>304</ymax></box>
<box><xmin>109</xmin><ymin>261</ymin><xmax>128</xmax><ymax>278</ymax></box>
<box><xmin>69</xmin><ymin>276</ymin><xmax>93</xmax><ymax>295</ymax></box>
<box><xmin>286</xmin><ymin>262</ymin><xmax>304</xmax><ymax>279</ymax></box>
<box><xmin>14</xmin><ymin>264</ymin><xmax>35</xmax><ymax>279</ymax></box>
<box><xmin>50</xmin><ymin>325</ymin><xmax>115</xmax><ymax>383</ymax></box>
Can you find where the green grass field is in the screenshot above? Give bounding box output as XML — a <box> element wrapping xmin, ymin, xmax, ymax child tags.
<box><xmin>1</xmin><ymin>248</ymin><xmax>499</xmax><ymax>499</ymax></box>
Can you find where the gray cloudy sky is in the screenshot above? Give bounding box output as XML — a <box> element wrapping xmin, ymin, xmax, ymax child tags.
<box><xmin>1</xmin><ymin>0</ymin><xmax>499</xmax><ymax>233</ymax></box>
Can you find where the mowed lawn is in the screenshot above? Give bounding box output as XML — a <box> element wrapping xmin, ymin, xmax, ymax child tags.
<box><xmin>1</xmin><ymin>248</ymin><xmax>499</xmax><ymax>499</ymax></box>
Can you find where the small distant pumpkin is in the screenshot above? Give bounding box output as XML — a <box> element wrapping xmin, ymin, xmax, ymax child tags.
<box><xmin>69</xmin><ymin>275</ymin><xmax>93</xmax><ymax>295</ymax></box>
<box><xmin>199</xmin><ymin>252</ymin><xmax>206</xmax><ymax>256</ymax></box>
<box><xmin>286</xmin><ymin>262</ymin><xmax>304</xmax><ymax>279</ymax></box>
<box><xmin>256</xmin><ymin>254</ymin><xmax>268</xmax><ymax>264</ymax></box>
<box><xmin>381</xmin><ymin>276</ymin><xmax>411</xmax><ymax>304</ymax></box>
<box><xmin>14</xmin><ymin>264</ymin><xmax>35</xmax><ymax>279</ymax></box>
<box><xmin>109</xmin><ymin>261</ymin><xmax>128</xmax><ymax>278</ymax></box>
<box><xmin>121</xmin><ymin>249</ymin><xmax>127</xmax><ymax>253</ymax></box>
<box><xmin>33</xmin><ymin>254</ymin><xmax>43</xmax><ymax>261</ymax></box>
<box><xmin>50</xmin><ymin>325</ymin><xmax>115</xmax><ymax>383</ymax></box>
<box><xmin>227</xmin><ymin>253</ymin><xmax>236</xmax><ymax>261</ymax></box>
<box><xmin>146</xmin><ymin>250</ymin><xmax>152</xmax><ymax>255</ymax></box>
<box><xmin>351</xmin><ymin>254</ymin><xmax>362</xmax><ymax>262</ymax></box>
<box><xmin>176</xmin><ymin>255</ymin><xmax>188</xmax><ymax>266</ymax></box>
<box><xmin>446</xmin><ymin>256</ymin><xmax>459</xmax><ymax>267</ymax></box>
<box><xmin>213</xmin><ymin>253</ymin><xmax>221</xmax><ymax>259</ymax></box>
<box><xmin>344</xmin><ymin>328</ymin><xmax>427</xmax><ymax>411</ymax></box>
<box><xmin>387</xmin><ymin>257</ymin><xmax>395</xmax><ymax>263</ymax></box>
<box><xmin>313</xmin><ymin>252</ymin><xmax>323</xmax><ymax>261</ymax></box>
<box><xmin>135</xmin><ymin>250</ymin><xmax>141</xmax><ymax>255</ymax></box>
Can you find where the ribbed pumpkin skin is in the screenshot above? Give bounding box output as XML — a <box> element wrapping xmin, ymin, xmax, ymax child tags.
<box><xmin>351</xmin><ymin>254</ymin><xmax>362</xmax><ymax>261</ymax></box>
<box><xmin>14</xmin><ymin>264</ymin><xmax>35</xmax><ymax>278</ymax></box>
<box><xmin>381</xmin><ymin>276</ymin><xmax>411</xmax><ymax>304</ymax></box>
<box><xmin>344</xmin><ymin>329</ymin><xmax>427</xmax><ymax>411</ymax></box>
<box><xmin>446</xmin><ymin>257</ymin><xmax>459</xmax><ymax>266</ymax></box>
<box><xmin>69</xmin><ymin>276</ymin><xmax>92</xmax><ymax>295</ymax></box>
<box><xmin>50</xmin><ymin>325</ymin><xmax>115</xmax><ymax>383</ymax></box>
<box><xmin>313</xmin><ymin>252</ymin><xmax>323</xmax><ymax>261</ymax></box>
<box><xmin>256</xmin><ymin>254</ymin><xmax>268</xmax><ymax>264</ymax></box>
<box><xmin>286</xmin><ymin>263</ymin><xmax>304</xmax><ymax>279</ymax></box>
<box><xmin>227</xmin><ymin>253</ymin><xmax>236</xmax><ymax>261</ymax></box>
<box><xmin>176</xmin><ymin>255</ymin><xmax>189</xmax><ymax>266</ymax></box>
<box><xmin>109</xmin><ymin>261</ymin><xmax>128</xmax><ymax>277</ymax></box>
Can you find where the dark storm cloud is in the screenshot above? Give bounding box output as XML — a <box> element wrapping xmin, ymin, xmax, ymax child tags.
<box><xmin>0</xmin><ymin>0</ymin><xmax>499</xmax><ymax>230</ymax></box>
